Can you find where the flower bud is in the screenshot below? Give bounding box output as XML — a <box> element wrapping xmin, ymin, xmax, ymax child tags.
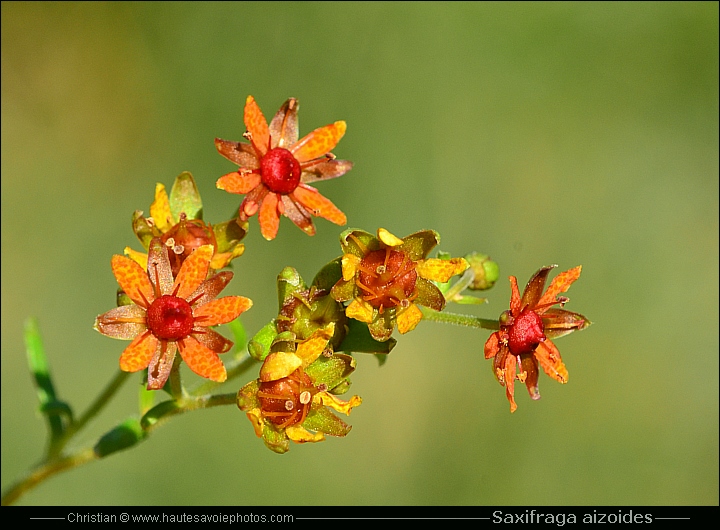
<box><xmin>465</xmin><ymin>252</ymin><xmax>499</xmax><ymax>290</ymax></box>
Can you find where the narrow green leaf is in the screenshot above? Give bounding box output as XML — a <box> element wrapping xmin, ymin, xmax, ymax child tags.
<box><xmin>248</xmin><ymin>320</ymin><xmax>278</xmax><ymax>361</ymax></box>
<box><xmin>24</xmin><ymin>318</ymin><xmax>71</xmax><ymax>439</ymax></box>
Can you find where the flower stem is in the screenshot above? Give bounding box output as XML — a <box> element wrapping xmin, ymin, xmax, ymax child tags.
<box><xmin>420</xmin><ymin>307</ymin><xmax>500</xmax><ymax>331</ymax></box>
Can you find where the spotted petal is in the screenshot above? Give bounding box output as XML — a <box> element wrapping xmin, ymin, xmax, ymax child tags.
<box><xmin>119</xmin><ymin>331</ymin><xmax>158</xmax><ymax>373</ymax></box>
<box><xmin>193</xmin><ymin>296</ymin><xmax>253</xmax><ymax>327</ymax></box>
<box><xmin>111</xmin><ymin>255</ymin><xmax>154</xmax><ymax>308</ymax></box>
<box><xmin>177</xmin><ymin>335</ymin><xmax>227</xmax><ymax>383</ymax></box>
<box><xmin>259</xmin><ymin>192</ymin><xmax>281</xmax><ymax>241</ymax></box>
<box><xmin>291</xmin><ymin>121</ymin><xmax>346</xmax><ymax>163</ymax></box>
<box><xmin>293</xmin><ymin>185</ymin><xmax>346</xmax><ymax>226</ymax></box>
<box><xmin>416</xmin><ymin>257</ymin><xmax>469</xmax><ymax>283</ymax></box>
<box><xmin>172</xmin><ymin>245</ymin><xmax>213</xmax><ymax>299</ymax></box>
<box><xmin>216</xmin><ymin>170</ymin><xmax>261</xmax><ymax>194</ymax></box>
<box><xmin>534</xmin><ymin>340</ymin><xmax>568</xmax><ymax>384</ymax></box>
<box><xmin>537</xmin><ymin>266</ymin><xmax>582</xmax><ymax>313</ymax></box>
<box><xmin>244</xmin><ymin>95</ymin><xmax>270</xmax><ymax>156</ymax></box>
<box><xmin>149</xmin><ymin>183</ymin><xmax>174</xmax><ymax>233</ymax></box>
<box><xmin>396</xmin><ymin>303</ymin><xmax>422</xmax><ymax>334</ymax></box>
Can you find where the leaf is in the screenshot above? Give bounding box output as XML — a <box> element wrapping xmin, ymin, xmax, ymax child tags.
<box><xmin>94</xmin><ymin>418</ymin><xmax>146</xmax><ymax>458</ymax></box>
<box><xmin>169</xmin><ymin>171</ymin><xmax>203</xmax><ymax>221</ymax></box>
<box><xmin>311</xmin><ymin>257</ymin><xmax>343</xmax><ymax>292</ymax></box>
<box><xmin>25</xmin><ymin>318</ymin><xmax>72</xmax><ymax>440</ymax></box>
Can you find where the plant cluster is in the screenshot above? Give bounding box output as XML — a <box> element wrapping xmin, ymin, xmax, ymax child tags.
<box><xmin>2</xmin><ymin>96</ymin><xmax>591</xmax><ymax>505</ymax></box>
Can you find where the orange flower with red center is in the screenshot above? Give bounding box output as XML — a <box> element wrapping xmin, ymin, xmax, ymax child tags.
<box><xmin>484</xmin><ymin>265</ymin><xmax>591</xmax><ymax>412</ymax></box>
<box><xmin>216</xmin><ymin>96</ymin><xmax>352</xmax><ymax>240</ymax></box>
<box><xmin>94</xmin><ymin>238</ymin><xmax>252</xmax><ymax>389</ymax></box>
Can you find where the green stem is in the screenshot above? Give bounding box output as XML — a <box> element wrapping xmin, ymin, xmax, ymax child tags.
<box><xmin>420</xmin><ymin>307</ymin><xmax>500</xmax><ymax>331</ymax></box>
<box><xmin>142</xmin><ymin>393</ymin><xmax>238</xmax><ymax>435</ymax></box>
<box><xmin>50</xmin><ymin>370</ymin><xmax>130</xmax><ymax>457</ymax></box>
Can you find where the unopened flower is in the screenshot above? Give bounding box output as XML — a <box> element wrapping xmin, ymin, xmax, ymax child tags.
<box><xmin>331</xmin><ymin>228</ymin><xmax>468</xmax><ymax>341</ymax></box>
<box><xmin>95</xmin><ymin>239</ymin><xmax>252</xmax><ymax>389</ymax></box>
<box><xmin>126</xmin><ymin>171</ymin><xmax>246</xmax><ymax>275</ymax></box>
<box><xmin>216</xmin><ymin>96</ymin><xmax>352</xmax><ymax>240</ymax></box>
<box><xmin>484</xmin><ymin>265</ymin><xmax>591</xmax><ymax>412</ymax></box>
<box><xmin>238</xmin><ymin>324</ymin><xmax>361</xmax><ymax>454</ymax></box>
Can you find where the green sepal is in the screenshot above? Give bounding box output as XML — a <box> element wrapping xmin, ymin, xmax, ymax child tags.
<box><xmin>94</xmin><ymin>418</ymin><xmax>146</xmax><ymax>458</ymax></box>
<box><xmin>116</xmin><ymin>288</ymin><xmax>133</xmax><ymax>307</ymax></box>
<box><xmin>328</xmin><ymin>378</ymin><xmax>353</xmax><ymax>394</ymax></box>
<box><xmin>212</xmin><ymin>218</ymin><xmax>248</xmax><ymax>254</ymax></box>
<box><xmin>339</xmin><ymin>228</ymin><xmax>376</xmax><ymax>257</ymax></box>
<box><xmin>25</xmin><ymin>318</ymin><xmax>71</xmax><ymax>440</ymax></box>
<box><xmin>169</xmin><ymin>171</ymin><xmax>203</xmax><ymax>221</ymax></box>
<box><xmin>398</xmin><ymin>229</ymin><xmax>440</xmax><ymax>261</ymax></box>
<box><xmin>330</xmin><ymin>278</ymin><xmax>356</xmax><ymax>302</ymax></box>
<box><xmin>248</xmin><ymin>320</ymin><xmax>279</xmax><ymax>361</ymax></box>
<box><xmin>367</xmin><ymin>309</ymin><xmax>395</xmax><ymax>343</ymax></box>
<box><xmin>277</xmin><ymin>266</ymin><xmax>306</xmax><ymax>309</ymax></box>
<box><xmin>269</xmin><ymin>331</ymin><xmax>298</xmax><ymax>354</ymax></box>
<box><xmin>416</xmin><ymin>277</ymin><xmax>446</xmax><ymax>312</ymax></box>
<box><xmin>303</xmin><ymin>405</ymin><xmax>351</xmax><ymax>437</ymax></box>
<box><xmin>139</xmin><ymin>384</ymin><xmax>155</xmax><ymax>416</ymax></box>
<box><xmin>237</xmin><ymin>380</ymin><xmax>260</xmax><ymax>411</ymax></box>
<box><xmin>261</xmin><ymin>422</ymin><xmax>290</xmax><ymax>454</ymax></box>
<box><xmin>312</xmin><ymin>257</ymin><xmax>343</xmax><ymax>292</ymax></box>
<box><xmin>336</xmin><ymin>318</ymin><xmax>396</xmax><ymax>354</ymax></box>
<box><xmin>305</xmin><ymin>353</ymin><xmax>356</xmax><ymax>390</ymax></box>
<box><xmin>131</xmin><ymin>210</ymin><xmax>157</xmax><ymax>248</ymax></box>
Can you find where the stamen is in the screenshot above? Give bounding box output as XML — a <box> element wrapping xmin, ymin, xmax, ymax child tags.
<box><xmin>164</xmin><ymin>238</ymin><xmax>175</xmax><ymax>248</ymax></box>
<box><xmin>173</xmin><ymin>244</ymin><xmax>184</xmax><ymax>255</ymax></box>
<box><xmin>299</xmin><ymin>391</ymin><xmax>311</xmax><ymax>405</ymax></box>
<box><xmin>284</xmin><ymin>400</ymin><xmax>294</xmax><ymax>411</ymax></box>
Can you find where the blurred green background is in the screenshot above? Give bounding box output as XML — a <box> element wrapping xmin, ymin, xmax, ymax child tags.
<box><xmin>2</xmin><ymin>1</ymin><xmax>717</xmax><ymax>506</ymax></box>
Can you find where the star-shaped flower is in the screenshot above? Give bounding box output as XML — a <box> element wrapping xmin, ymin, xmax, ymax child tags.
<box><xmin>95</xmin><ymin>239</ymin><xmax>252</xmax><ymax>389</ymax></box>
<box><xmin>484</xmin><ymin>265</ymin><xmax>591</xmax><ymax>412</ymax></box>
<box><xmin>237</xmin><ymin>324</ymin><xmax>361</xmax><ymax>454</ymax></box>
<box><xmin>216</xmin><ymin>96</ymin><xmax>352</xmax><ymax>240</ymax></box>
<box><xmin>330</xmin><ymin>228</ymin><xmax>469</xmax><ymax>341</ymax></box>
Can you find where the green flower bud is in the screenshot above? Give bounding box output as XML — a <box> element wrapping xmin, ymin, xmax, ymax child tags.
<box><xmin>465</xmin><ymin>252</ymin><xmax>499</xmax><ymax>290</ymax></box>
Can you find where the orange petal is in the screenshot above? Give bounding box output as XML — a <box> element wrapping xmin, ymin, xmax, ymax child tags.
<box><xmin>534</xmin><ymin>340</ymin><xmax>568</xmax><ymax>384</ymax></box>
<box><xmin>537</xmin><ymin>266</ymin><xmax>582</xmax><ymax>313</ymax></box>
<box><xmin>172</xmin><ymin>245</ymin><xmax>213</xmax><ymax>300</ymax></box>
<box><xmin>119</xmin><ymin>331</ymin><xmax>158</xmax><ymax>372</ymax></box>
<box><xmin>397</xmin><ymin>303</ymin><xmax>423</xmax><ymax>334</ymax></box>
<box><xmin>291</xmin><ymin>121</ymin><xmax>346</xmax><ymax>163</ymax></box>
<box><xmin>259</xmin><ymin>192</ymin><xmax>281</xmax><ymax>240</ymax></box>
<box><xmin>111</xmin><ymin>255</ymin><xmax>154</xmax><ymax>308</ymax></box>
<box><xmin>216</xmin><ymin>171</ymin><xmax>261</xmax><ymax>194</ymax></box>
<box><xmin>193</xmin><ymin>296</ymin><xmax>253</xmax><ymax>327</ymax></box>
<box><xmin>177</xmin><ymin>335</ymin><xmax>227</xmax><ymax>383</ymax></box>
<box><xmin>509</xmin><ymin>276</ymin><xmax>521</xmax><ymax>316</ymax></box>
<box><xmin>484</xmin><ymin>332</ymin><xmax>501</xmax><ymax>359</ymax></box>
<box><xmin>244</xmin><ymin>95</ymin><xmax>270</xmax><ymax>156</ymax></box>
<box><xmin>292</xmin><ymin>185</ymin><xmax>346</xmax><ymax>225</ymax></box>
<box><xmin>123</xmin><ymin>247</ymin><xmax>148</xmax><ymax>270</ymax></box>
<box><xmin>505</xmin><ymin>355</ymin><xmax>518</xmax><ymax>413</ymax></box>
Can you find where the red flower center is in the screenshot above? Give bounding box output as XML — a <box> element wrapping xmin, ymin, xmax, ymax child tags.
<box><xmin>507</xmin><ymin>308</ymin><xmax>546</xmax><ymax>355</ymax></box>
<box><xmin>357</xmin><ymin>248</ymin><xmax>418</xmax><ymax>310</ymax></box>
<box><xmin>260</xmin><ymin>148</ymin><xmax>302</xmax><ymax>194</ymax></box>
<box><xmin>257</xmin><ymin>369</ymin><xmax>314</xmax><ymax>428</ymax></box>
<box><xmin>146</xmin><ymin>295</ymin><xmax>195</xmax><ymax>340</ymax></box>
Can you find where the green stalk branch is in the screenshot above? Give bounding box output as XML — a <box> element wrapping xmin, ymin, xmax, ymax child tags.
<box><xmin>420</xmin><ymin>307</ymin><xmax>500</xmax><ymax>331</ymax></box>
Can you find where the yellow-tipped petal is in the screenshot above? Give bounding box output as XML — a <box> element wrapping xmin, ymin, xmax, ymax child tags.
<box><xmin>346</xmin><ymin>298</ymin><xmax>374</xmax><ymax>324</ymax></box>
<box><xmin>416</xmin><ymin>257</ymin><xmax>469</xmax><ymax>283</ymax></box>
<box><xmin>259</xmin><ymin>351</ymin><xmax>302</xmax><ymax>382</ymax></box>
<box><xmin>149</xmin><ymin>183</ymin><xmax>174</xmax><ymax>233</ymax></box>
<box><xmin>377</xmin><ymin>228</ymin><xmax>403</xmax><ymax>247</ymax></box>
<box><xmin>397</xmin><ymin>303</ymin><xmax>423</xmax><ymax>334</ymax></box>
<box><xmin>246</xmin><ymin>410</ymin><xmax>264</xmax><ymax>437</ymax></box>
<box><xmin>316</xmin><ymin>392</ymin><xmax>362</xmax><ymax>415</ymax></box>
<box><xmin>295</xmin><ymin>323</ymin><xmax>335</xmax><ymax>367</ymax></box>
<box><xmin>285</xmin><ymin>424</ymin><xmax>325</xmax><ymax>443</ymax></box>
<box><xmin>341</xmin><ymin>254</ymin><xmax>361</xmax><ymax>281</ymax></box>
<box><xmin>124</xmin><ymin>247</ymin><xmax>149</xmax><ymax>270</ymax></box>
